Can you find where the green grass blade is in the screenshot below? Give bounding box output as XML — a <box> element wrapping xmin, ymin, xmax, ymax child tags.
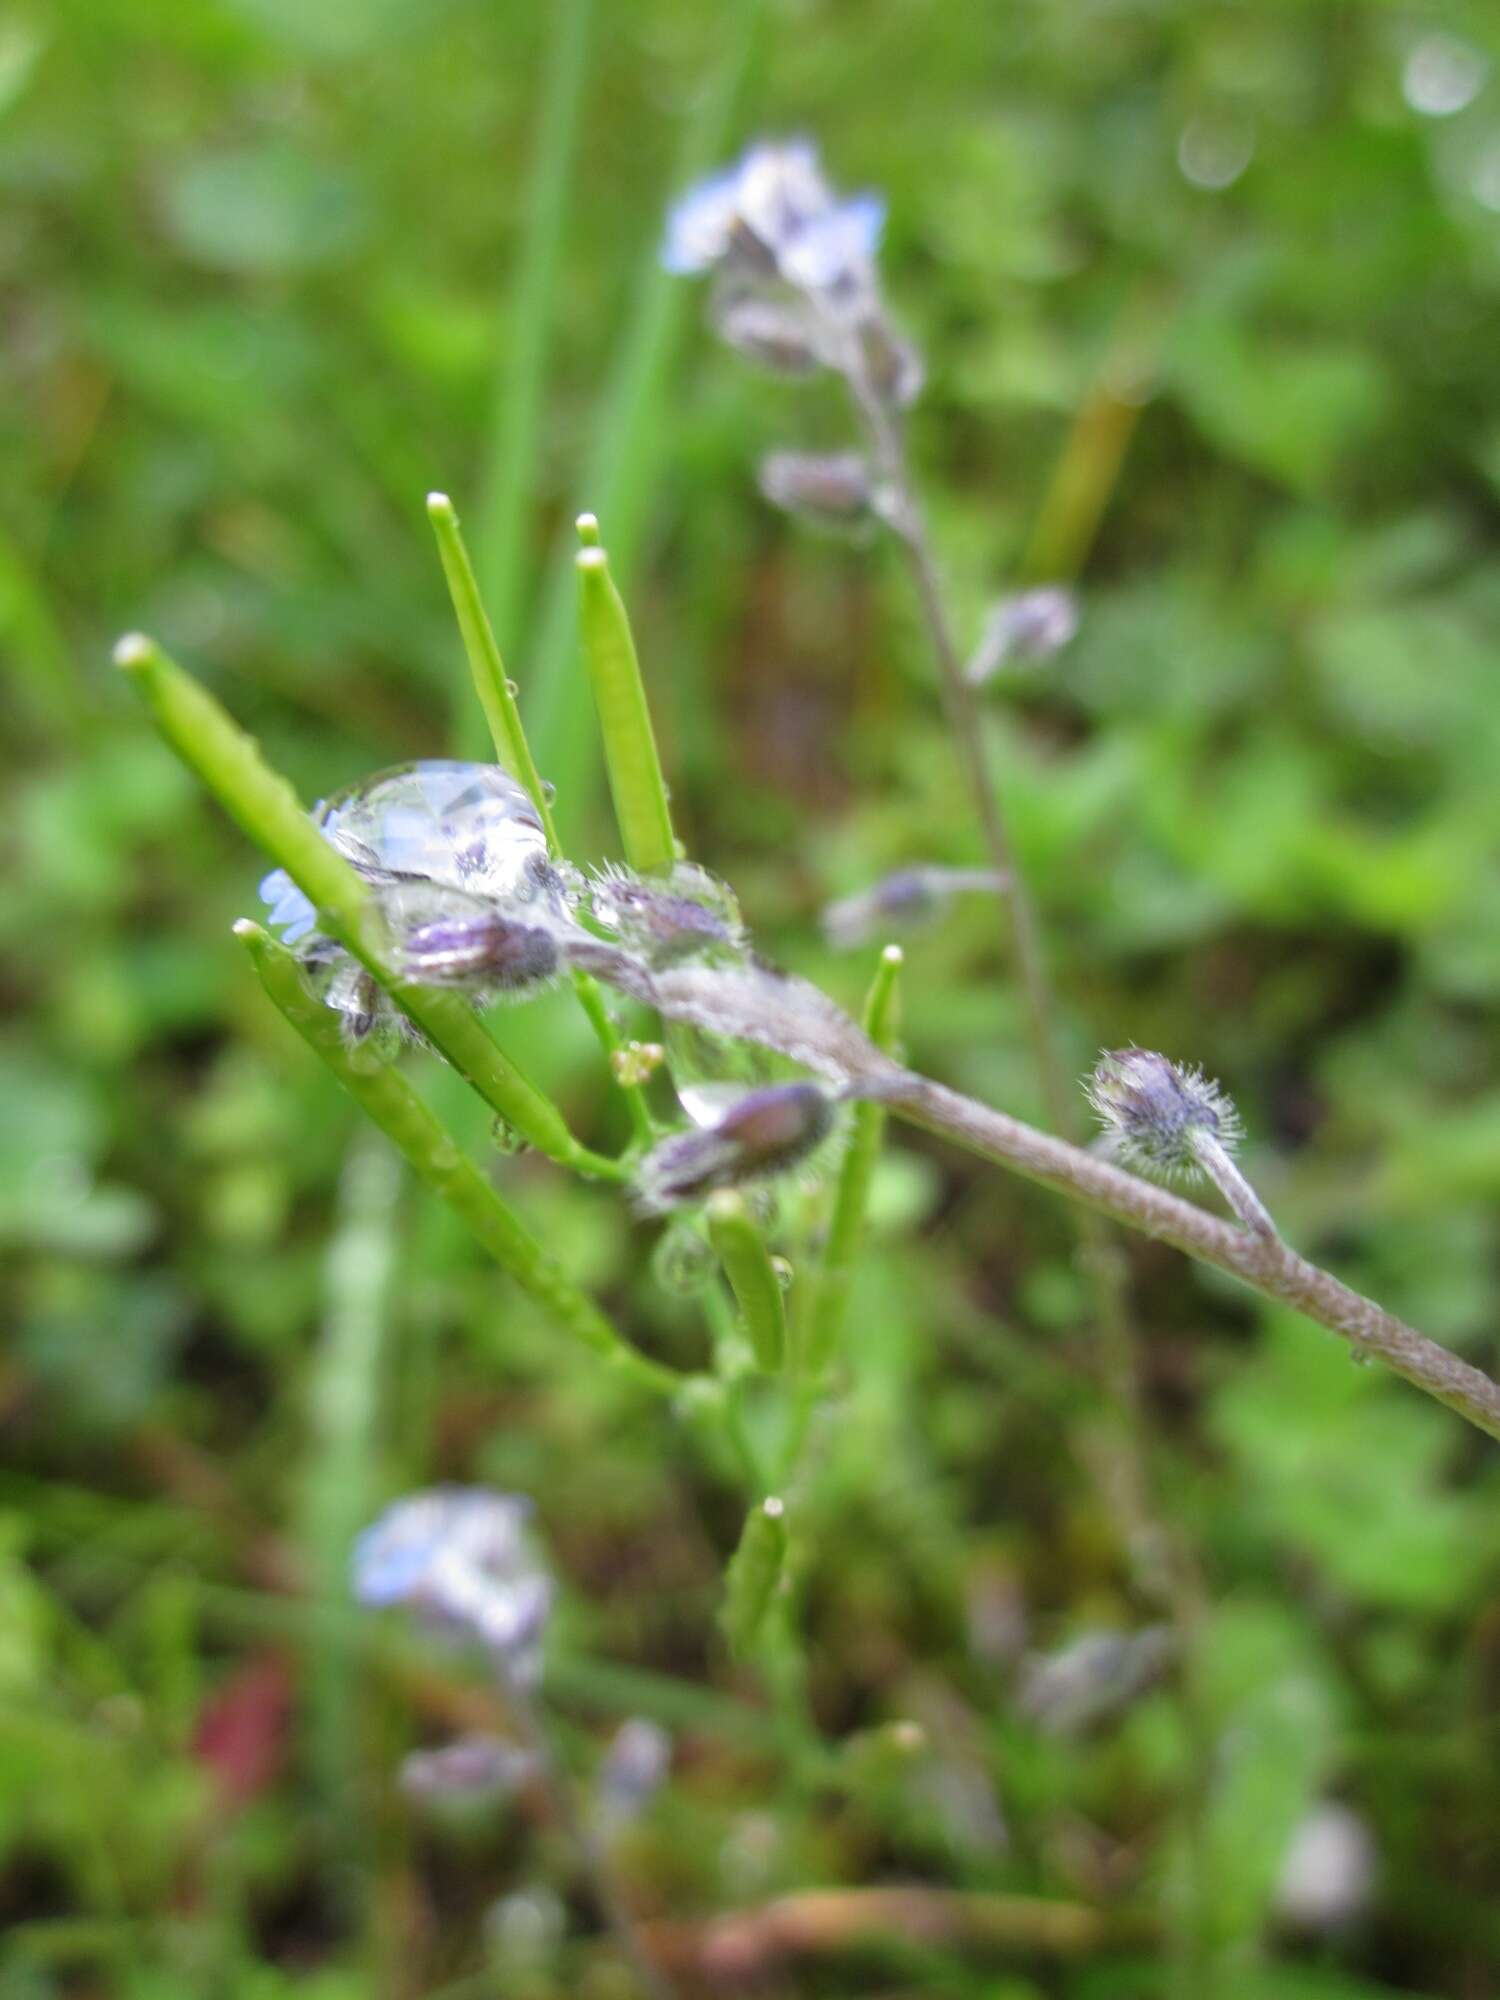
<box><xmin>522</xmin><ymin>0</ymin><xmax>763</xmax><ymax>842</ymax></box>
<box><xmin>457</xmin><ymin>0</ymin><xmax>597</xmax><ymax>758</ymax></box>
<box><xmin>114</xmin><ymin>632</ymin><xmax>621</xmax><ymax>1180</ymax></box>
<box><xmin>806</xmin><ymin>944</ymin><xmax>904</xmax><ymax>1372</ymax></box>
<box><xmin>576</xmin><ymin>533</ymin><xmax>677</xmax><ymax>873</ymax></box>
<box><xmin>236</xmin><ymin>921</ymin><xmax>681</xmax><ymax>1396</ymax></box>
<box><xmin>301</xmin><ymin>1129</ymin><xmax>402</xmax><ymax>1835</ymax></box>
<box><xmin>707</xmin><ymin>1189</ymin><xmax>786</xmax><ymax>1372</ymax></box>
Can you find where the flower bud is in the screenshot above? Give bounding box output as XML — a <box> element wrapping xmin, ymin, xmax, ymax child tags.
<box><xmin>633</xmin><ymin>1081</ymin><xmax>835</xmax><ymax>1214</ymax></box>
<box><xmin>822</xmin><ymin>865</ymin><xmax>1008</xmax><ymax>950</ymax></box>
<box><xmin>966</xmin><ymin>587</ymin><xmax>1078</xmax><ymax>686</ymax></box>
<box><xmin>400</xmin><ymin>910</ymin><xmax>559</xmax><ymax>992</ymax></box>
<box><xmin>1086</xmin><ymin>1048</ymin><xmax>1241</xmax><ymax>1181</ymax></box>
<box><xmin>400</xmin><ymin>1733</ymin><xmax>537</xmax><ymax>1804</ymax></box>
<box><xmin>758</xmin><ymin>450</ymin><xmax>874</xmax><ymax>533</ymax></box>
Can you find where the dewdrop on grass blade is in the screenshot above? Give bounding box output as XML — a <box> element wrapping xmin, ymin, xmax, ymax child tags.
<box><xmin>1086</xmin><ymin>1048</ymin><xmax>1277</xmax><ymax>1238</ymax></box>
<box><xmin>259</xmin><ymin>760</ymin><xmax>572</xmax><ymax>1037</ymax></box>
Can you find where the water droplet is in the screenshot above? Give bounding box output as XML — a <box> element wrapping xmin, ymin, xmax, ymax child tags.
<box><xmin>1177</xmin><ymin>113</ymin><xmax>1255</xmax><ymax>191</ymax></box>
<box><xmin>1350</xmin><ymin>1348</ymin><xmax>1372</xmax><ymax>1368</ymax></box>
<box><xmin>491</xmin><ymin>1116</ymin><xmax>530</xmax><ymax>1156</ymax></box>
<box><xmin>1403</xmin><ymin>33</ymin><xmax>1486</xmax><ymax>118</ymax></box>
<box><xmin>770</xmin><ymin>1254</ymin><xmax>795</xmax><ymax>1293</ymax></box>
<box><xmin>745</xmin><ymin>1185</ymin><xmax>780</xmax><ymax>1230</ymax></box>
<box><xmin>504</xmin><ymin>677</ymin><xmax>520</xmax><ymax>696</ymax></box>
<box><xmin>653</xmin><ymin>1221</ymin><xmax>715</xmax><ymax>1295</ymax></box>
<box><xmin>540</xmin><ymin>779</ymin><xmax>557</xmax><ymax>805</ymax></box>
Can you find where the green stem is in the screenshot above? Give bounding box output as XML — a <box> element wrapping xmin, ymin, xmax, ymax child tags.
<box><xmin>706</xmin><ymin>1190</ymin><xmax>786</xmax><ymax>1373</ymax></box>
<box><xmin>236</xmin><ymin>921</ymin><xmax>680</xmax><ymax>1397</ymax></box>
<box><xmin>575</xmin><ymin>530</ymin><xmax>677</xmax><ymax>874</ymax></box>
<box><xmin>114</xmin><ymin>633</ymin><xmax>622</xmax><ymax>1181</ymax></box>
<box><xmin>426</xmin><ymin>496</ymin><xmax>654</xmax><ymax>1144</ymax></box>
<box><xmin>807</xmin><ymin>945</ymin><xmax>903</xmax><ymax>1373</ymax></box>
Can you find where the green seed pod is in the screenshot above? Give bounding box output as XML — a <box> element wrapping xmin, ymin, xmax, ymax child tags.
<box><xmin>721</xmin><ymin>1496</ymin><xmax>788</xmax><ymax>1659</ymax></box>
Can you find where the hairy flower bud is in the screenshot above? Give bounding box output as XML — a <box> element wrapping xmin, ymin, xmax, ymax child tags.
<box><xmin>758</xmin><ymin>450</ymin><xmax>874</xmax><ymax>532</ymax></box>
<box><xmin>1086</xmin><ymin>1049</ymin><xmax>1241</xmax><ymax>1180</ymax></box>
<box><xmin>633</xmin><ymin>1081</ymin><xmax>835</xmax><ymax>1214</ymax></box>
<box><xmin>965</xmin><ymin>587</ymin><xmax>1079</xmax><ymax>686</ymax></box>
<box><xmin>822</xmin><ymin>864</ymin><xmax>1009</xmax><ymax>950</ymax></box>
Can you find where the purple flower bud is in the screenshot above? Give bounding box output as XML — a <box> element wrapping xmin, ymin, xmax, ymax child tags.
<box><xmin>822</xmin><ymin>865</ymin><xmax>1008</xmax><ymax>950</ymax></box>
<box><xmin>1086</xmin><ymin>1048</ymin><xmax>1241</xmax><ymax>1181</ymax></box>
<box><xmin>758</xmin><ymin>450</ymin><xmax>874</xmax><ymax>532</ymax></box>
<box><xmin>709</xmin><ymin>286</ymin><xmax>823</xmax><ymax>376</ymax></box>
<box><xmin>966</xmin><ymin>587</ymin><xmax>1079</xmax><ymax>686</ymax></box>
<box><xmin>596</xmin><ymin>1717</ymin><xmax>672</xmax><ymax>1830</ymax></box>
<box><xmin>587</xmin><ymin>863</ymin><xmax>746</xmax><ymax>967</ymax></box>
<box><xmin>399</xmin><ymin>1733</ymin><xmax>538</xmax><ymax>1803</ymax></box>
<box><xmin>633</xmin><ymin>1081</ymin><xmax>835</xmax><ymax>1214</ymax></box>
<box><xmin>400</xmin><ymin>912</ymin><xmax>559</xmax><ymax>993</ymax></box>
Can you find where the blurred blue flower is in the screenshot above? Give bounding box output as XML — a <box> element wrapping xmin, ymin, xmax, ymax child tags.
<box><xmin>353</xmin><ymin>1487</ymin><xmax>553</xmax><ymax>1686</ymax></box>
<box><xmin>663</xmin><ymin>137</ymin><xmax>883</xmax><ymax>296</ymax></box>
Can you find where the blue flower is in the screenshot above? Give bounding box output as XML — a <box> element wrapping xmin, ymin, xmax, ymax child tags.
<box><xmin>662</xmin><ymin>138</ymin><xmax>883</xmax><ymax>296</ymax></box>
<box><xmin>258</xmin><ymin>865</ymin><xmax>319</xmax><ymax>945</ymax></box>
<box><xmin>352</xmin><ymin>1487</ymin><xmax>553</xmax><ymax>1686</ymax></box>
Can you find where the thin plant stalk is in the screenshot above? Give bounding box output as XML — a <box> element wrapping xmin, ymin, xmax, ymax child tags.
<box><xmin>502</xmin><ymin>1672</ymin><xmax>675</xmax><ymax>2000</ymax></box>
<box><xmin>847</xmin><ymin>366</ymin><xmax>1160</xmax><ymax>1583</ymax></box>
<box><xmin>115</xmin><ymin>633</ymin><xmax>623</xmax><ymax>1182</ymax></box>
<box><xmin>427</xmin><ymin>493</ymin><xmax>655</xmax><ymax>1144</ymax></box>
<box><xmin>807</xmin><ymin>942</ymin><xmax>903</xmax><ymax>1374</ymax></box>
<box><xmin>602</xmin><ymin>961</ymin><xmax>1500</xmax><ymax>1443</ymax></box>
<box><xmin>302</xmin><ymin>1131</ymin><xmax>402</xmax><ymax>1831</ymax></box>
<box><xmin>236</xmin><ymin>921</ymin><xmax>681</xmax><ymax>1397</ymax></box>
<box><xmin>1191</xmin><ymin>1132</ymin><xmax>1278</xmax><ymax>1240</ymax></box>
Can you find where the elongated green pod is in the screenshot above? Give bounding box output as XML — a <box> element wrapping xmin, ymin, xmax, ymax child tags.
<box><xmin>427</xmin><ymin>493</ymin><xmax>556</xmax><ymax>825</ymax></box>
<box><xmin>115</xmin><ymin>634</ymin><xmax>621</xmax><ymax>1181</ymax></box>
<box><xmin>237</xmin><ymin>921</ymin><xmax>678</xmax><ymax>1395</ymax></box>
<box><xmin>575</xmin><ymin>533</ymin><xmax>676</xmax><ymax>874</ymax></box>
<box><xmin>426</xmin><ymin>500</ymin><xmax>654</xmax><ymax>1144</ymax></box>
<box><xmin>806</xmin><ymin>944</ymin><xmax>904</xmax><ymax>1371</ymax></box>
<box><xmin>706</xmin><ymin>1189</ymin><xmax>787</xmax><ymax>1372</ymax></box>
<box><xmin>721</xmin><ymin>1495</ymin><xmax>788</xmax><ymax>1659</ymax></box>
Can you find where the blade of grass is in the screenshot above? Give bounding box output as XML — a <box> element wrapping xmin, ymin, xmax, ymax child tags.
<box><xmin>523</xmin><ymin>0</ymin><xmax>764</xmax><ymax>843</ymax></box>
<box><xmin>576</xmin><ymin>529</ymin><xmax>677</xmax><ymax>873</ymax></box>
<box><xmin>236</xmin><ymin>920</ymin><xmax>682</xmax><ymax>1396</ymax></box>
<box><xmin>114</xmin><ymin>632</ymin><xmax>622</xmax><ymax>1180</ymax></box>
<box><xmin>301</xmin><ymin>1128</ymin><xmax>402</xmax><ymax>1837</ymax></box>
<box><xmin>458</xmin><ymin>0</ymin><xmax>597</xmax><ymax>757</ymax></box>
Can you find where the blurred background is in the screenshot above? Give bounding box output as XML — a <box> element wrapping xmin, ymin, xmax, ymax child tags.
<box><xmin>6</xmin><ymin>0</ymin><xmax>1500</xmax><ymax>1994</ymax></box>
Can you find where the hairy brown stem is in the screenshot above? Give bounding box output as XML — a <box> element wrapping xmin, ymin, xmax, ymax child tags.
<box><xmin>886</xmin><ymin>1069</ymin><xmax>1500</xmax><ymax>1441</ymax></box>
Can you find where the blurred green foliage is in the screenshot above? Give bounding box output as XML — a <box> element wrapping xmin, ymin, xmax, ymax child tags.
<box><xmin>6</xmin><ymin>0</ymin><xmax>1500</xmax><ymax>1994</ymax></box>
